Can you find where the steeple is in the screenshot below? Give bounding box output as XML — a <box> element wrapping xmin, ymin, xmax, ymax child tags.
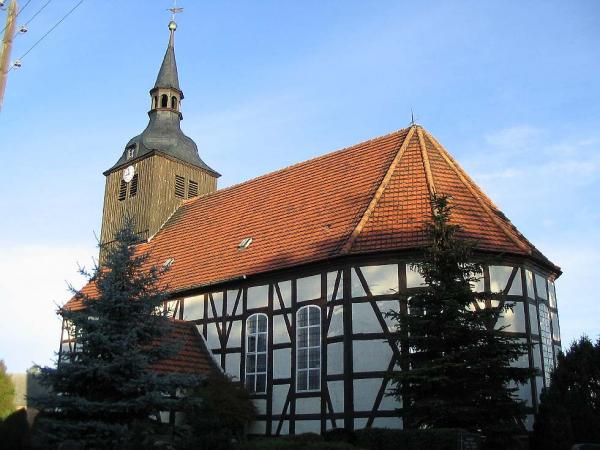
<box><xmin>105</xmin><ymin>18</ymin><xmax>219</xmax><ymax>177</ymax></box>
<box><xmin>154</xmin><ymin>20</ymin><xmax>181</xmax><ymax>93</ymax></box>
<box><xmin>99</xmin><ymin>14</ymin><xmax>220</xmax><ymax>253</ymax></box>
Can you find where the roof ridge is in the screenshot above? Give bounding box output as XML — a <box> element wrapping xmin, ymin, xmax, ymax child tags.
<box><xmin>340</xmin><ymin>126</ymin><xmax>416</xmax><ymax>254</ymax></box>
<box><xmin>422</xmin><ymin>129</ymin><xmax>531</xmax><ymax>254</ymax></box>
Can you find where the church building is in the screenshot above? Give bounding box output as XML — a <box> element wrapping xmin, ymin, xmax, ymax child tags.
<box><xmin>61</xmin><ymin>19</ymin><xmax>562</xmax><ymax>436</ymax></box>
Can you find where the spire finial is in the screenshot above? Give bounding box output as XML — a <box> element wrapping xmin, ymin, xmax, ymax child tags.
<box><xmin>167</xmin><ymin>0</ymin><xmax>183</xmax><ymax>46</ymax></box>
<box><xmin>410</xmin><ymin>108</ymin><xmax>418</xmax><ymax>127</ymax></box>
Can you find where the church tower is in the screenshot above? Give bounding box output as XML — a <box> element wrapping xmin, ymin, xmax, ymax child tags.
<box><xmin>100</xmin><ymin>19</ymin><xmax>219</xmax><ymax>253</ymax></box>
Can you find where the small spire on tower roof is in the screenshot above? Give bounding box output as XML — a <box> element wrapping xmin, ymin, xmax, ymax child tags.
<box><xmin>153</xmin><ymin>1</ymin><xmax>184</xmax><ymax>92</ymax></box>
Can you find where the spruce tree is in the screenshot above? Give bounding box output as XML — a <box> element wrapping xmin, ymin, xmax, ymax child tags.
<box><xmin>31</xmin><ymin>218</ymin><xmax>200</xmax><ymax>450</ymax></box>
<box><xmin>388</xmin><ymin>195</ymin><xmax>534</xmax><ymax>444</ymax></box>
<box><xmin>533</xmin><ymin>336</ymin><xmax>600</xmax><ymax>450</ymax></box>
<box><xmin>0</xmin><ymin>359</ymin><xmax>16</xmax><ymax>419</ymax></box>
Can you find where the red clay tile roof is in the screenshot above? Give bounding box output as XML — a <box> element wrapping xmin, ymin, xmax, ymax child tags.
<box><xmin>153</xmin><ymin>320</ymin><xmax>220</xmax><ymax>375</ymax></box>
<box><xmin>68</xmin><ymin>125</ymin><xmax>558</xmax><ymax>309</ymax></box>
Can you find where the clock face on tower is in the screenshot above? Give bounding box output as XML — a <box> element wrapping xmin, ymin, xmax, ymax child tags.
<box><xmin>123</xmin><ymin>165</ymin><xmax>135</xmax><ymax>183</ymax></box>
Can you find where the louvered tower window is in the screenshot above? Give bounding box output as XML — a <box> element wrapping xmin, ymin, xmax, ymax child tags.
<box><xmin>175</xmin><ymin>175</ymin><xmax>185</xmax><ymax>198</ymax></box>
<box><xmin>118</xmin><ymin>180</ymin><xmax>127</xmax><ymax>201</ymax></box>
<box><xmin>188</xmin><ymin>180</ymin><xmax>198</xmax><ymax>198</ymax></box>
<box><xmin>129</xmin><ymin>174</ymin><xmax>138</xmax><ymax>197</ymax></box>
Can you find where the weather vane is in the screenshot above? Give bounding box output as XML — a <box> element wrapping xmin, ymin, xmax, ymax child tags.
<box><xmin>168</xmin><ymin>0</ymin><xmax>183</xmax><ymax>21</ymax></box>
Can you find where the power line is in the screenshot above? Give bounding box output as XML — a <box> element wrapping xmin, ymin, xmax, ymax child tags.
<box><xmin>8</xmin><ymin>0</ymin><xmax>85</xmax><ymax>73</ymax></box>
<box><xmin>0</xmin><ymin>0</ymin><xmax>32</xmax><ymax>35</ymax></box>
<box><xmin>23</xmin><ymin>0</ymin><xmax>54</xmax><ymax>27</ymax></box>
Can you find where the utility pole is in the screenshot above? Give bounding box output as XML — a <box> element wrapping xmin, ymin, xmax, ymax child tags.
<box><xmin>0</xmin><ymin>0</ymin><xmax>18</xmax><ymax>112</ymax></box>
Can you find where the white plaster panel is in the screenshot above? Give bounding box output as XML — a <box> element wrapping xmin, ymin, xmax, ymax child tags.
<box><xmin>406</xmin><ymin>264</ymin><xmax>425</xmax><ymax>288</ymax></box>
<box><xmin>372</xmin><ymin>417</ymin><xmax>403</xmax><ymax>429</ymax></box>
<box><xmin>227</xmin><ymin>289</ymin><xmax>241</xmax><ymax>315</ymax></box>
<box><xmin>297</xmin><ymin>275</ymin><xmax>321</xmax><ymax>302</ymax></box>
<box><xmin>166</xmin><ymin>300</ymin><xmax>179</xmax><ymax>318</ymax></box>
<box><xmin>535</xmin><ymin>376</ymin><xmax>544</xmax><ymax>401</ymax></box>
<box><xmin>227</xmin><ymin>320</ymin><xmax>241</xmax><ymax>348</ymax></box>
<box><xmin>225</xmin><ymin>352</ymin><xmax>240</xmax><ymax>380</ymax></box>
<box><xmin>354</xmin><ymin>418</ymin><xmax>368</xmax><ymax>430</ymax></box>
<box><xmin>352</xmin><ymin>302</ymin><xmax>381</xmax><ymax>334</ymax></box>
<box><xmin>353</xmin><ymin>378</ymin><xmax>380</xmax><ymax>411</ymax></box>
<box><xmin>273</xmin><ymin>314</ymin><xmax>290</xmax><ymax>344</ymax></box>
<box><xmin>377</xmin><ymin>300</ymin><xmax>400</xmax><ymax>331</ymax></box>
<box><xmin>525</xmin><ymin>270</ymin><xmax>534</xmax><ymax>299</ymax></box>
<box><xmin>206</xmin><ymin>322</ymin><xmax>220</xmax><ymax>350</ymax></box>
<box><xmin>327</xmin><ymin>342</ymin><xmax>344</xmax><ymax>375</ymax></box>
<box><xmin>351</xmin><ymin>268</ymin><xmax>367</xmax><ymax>297</ymax></box>
<box><xmin>554</xmin><ymin>345</ymin><xmax>562</xmax><ymax>366</ymax></box>
<box><xmin>509</xmin><ymin>380</ymin><xmax>532</xmax><ymax>406</ymax></box>
<box><xmin>277</xmin><ymin>281</ymin><xmax>292</xmax><ymax>309</ymax></box>
<box><xmin>273</xmin><ymin>348</ymin><xmax>291</xmax><ymax>379</ymax></box>
<box><xmin>508</xmin><ymin>268</ymin><xmax>523</xmax><ymax>296</ymax></box>
<box><xmin>295</xmin><ymin>420</ymin><xmax>321</xmax><ymax>434</ymax></box>
<box><xmin>379</xmin><ymin>384</ymin><xmax>400</xmax><ymax>411</ymax></box>
<box><xmin>327</xmin><ymin>305</ymin><xmax>344</xmax><ymax>337</ymax></box>
<box><xmin>551</xmin><ymin>312</ymin><xmax>560</xmax><ymax>341</ymax></box>
<box><xmin>535</xmin><ymin>274</ymin><xmax>548</xmax><ymax>300</ymax></box>
<box><xmin>511</xmin><ymin>339</ymin><xmax>530</xmax><ymax>368</ymax></box>
<box><xmin>361</xmin><ymin>264</ymin><xmax>398</xmax><ymax>295</ymax></box>
<box><xmin>249</xmin><ymin>420</ymin><xmax>266</xmax><ymax>435</ymax></box>
<box><xmin>489</xmin><ymin>265</ymin><xmax>513</xmax><ymax>293</ymax></box>
<box><xmin>278</xmin><ymin>421</ymin><xmax>289</xmax><ymax>435</ymax></box>
<box><xmin>327</xmin><ymin>271</ymin><xmax>344</xmax><ymax>301</ymax></box>
<box><xmin>254</xmin><ymin>399</ymin><xmax>267</xmax><ymax>415</ymax></box>
<box><xmin>272</xmin><ymin>384</ymin><xmax>290</xmax><ymax>415</ymax></box>
<box><xmin>529</xmin><ymin>304</ymin><xmax>539</xmax><ymax>335</ymax></box>
<box><xmin>353</xmin><ymin>340</ymin><xmax>392</xmax><ymax>373</ymax></box>
<box><xmin>549</xmin><ymin>281</ymin><xmax>557</xmax><ymax>308</ymax></box>
<box><xmin>495</xmin><ymin>302</ymin><xmax>526</xmax><ymax>333</ymax></box>
<box><xmin>183</xmin><ymin>295</ymin><xmax>203</xmax><ymax>321</ymax></box>
<box><xmin>327</xmin><ymin>381</ymin><xmax>344</xmax><ymax>414</ymax></box>
<box><xmin>211</xmin><ymin>292</ymin><xmax>223</xmax><ymax>317</ymax></box>
<box><xmin>247</xmin><ymin>285</ymin><xmax>269</xmax><ymax>310</ymax></box>
<box><xmin>296</xmin><ymin>397</ymin><xmax>321</xmax><ymax>415</ymax></box>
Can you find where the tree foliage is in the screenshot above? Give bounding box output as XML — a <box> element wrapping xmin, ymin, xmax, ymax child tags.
<box><xmin>387</xmin><ymin>195</ymin><xmax>534</xmax><ymax>444</ymax></box>
<box><xmin>176</xmin><ymin>374</ymin><xmax>257</xmax><ymax>450</ymax></box>
<box><xmin>533</xmin><ymin>336</ymin><xmax>600</xmax><ymax>450</ymax></box>
<box><xmin>31</xmin><ymin>218</ymin><xmax>201</xmax><ymax>450</ymax></box>
<box><xmin>0</xmin><ymin>360</ymin><xmax>16</xmax><ymax>419</ymax></box>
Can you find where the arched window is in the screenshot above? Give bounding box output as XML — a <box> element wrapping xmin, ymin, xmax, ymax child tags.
<box><xmin>296</xmin><ymin>305</ymin><xmax>321</xmax><ymax>391</ymax></box>
<box><xmin>245</xmin><ymin>313</ymin><xmax>267</xmax><ymax>393</ymax></box>
<box><xmin>153</xmin><ymin>96</ymin><xmax>158</xmax><ymax>109</ymax></box>
<box><xmin>171</xmin><ymin>96</ymin><xmax>177</xmax><ymax>109</ymax></box>
<box><xmin>161</xmin><ymin>94</ymin><xmax>168</xmax><ymax>108</ymax></box>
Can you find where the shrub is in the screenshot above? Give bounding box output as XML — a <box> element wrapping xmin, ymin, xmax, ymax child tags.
<box><xmin>0</xmin><ymin>408</ymin><xmax>31</xmax><ymax>450</ymax></box>
<box><xmin>237</xmin><ymin>438</ymin><xmax>358</xmax><ymax>450</ymax></box>
<box><xmin>354</xmin><ymin>427</ymin><xmax>480</xmax><ymax>450</ymax></box>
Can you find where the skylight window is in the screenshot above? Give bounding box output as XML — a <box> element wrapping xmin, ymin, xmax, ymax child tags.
<box><xmin>238</xmin><ymin>237</ymin><xmax>253</xmax><ymax>250</ymax></box>
<box><xmin>163</xmin><ymin>258</ymin><xmax>175</xmax><ymax>269</ymax></box>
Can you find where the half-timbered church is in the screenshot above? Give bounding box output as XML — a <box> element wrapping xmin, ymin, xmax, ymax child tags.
<box><xmin>61</xmin><ymin>19</ymin><xmax>562</xmax><ymax>435</ymax></box>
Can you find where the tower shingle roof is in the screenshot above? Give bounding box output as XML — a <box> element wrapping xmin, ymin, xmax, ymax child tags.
<box><xmin>69</xmin><ymin>125</ymin><xmax>559</xmax><ymax>309</ymax></box>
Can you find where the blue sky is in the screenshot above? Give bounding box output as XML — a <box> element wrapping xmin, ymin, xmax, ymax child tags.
<box><xmin>0</xmin><ymin>0</ymin><xmax>599</xmax><ymax>372</ymax></box>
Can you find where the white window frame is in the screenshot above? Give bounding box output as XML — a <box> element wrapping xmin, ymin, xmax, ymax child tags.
<box><xmin>296</xmin><ymin>305</ymin><xmax>321</xmax><ymax>392</ymax></box>
<box><xmin>245</xmin><ymin>313</ymin><xmax>268</xmax><ymax>394</ymax></box>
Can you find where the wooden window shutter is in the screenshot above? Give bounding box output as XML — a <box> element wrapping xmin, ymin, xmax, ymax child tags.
<box><xmin>175</xmin><ymin>175</ymin><xmax>185</xmax><ymax>198</ymax></box>
<box><xmin>118</xmin><ymin>180</ymin><xmax>127</xmax><ymax>201</ymax></box>
<box><xmin>188</xmin><ymin>180</ymin><xmax>198</xmax><ymax>198</ymax></box>
<box><xmin>129</xmin><ymin>174</ymin><xmax>138</xmax><ymax>197</ymax></box>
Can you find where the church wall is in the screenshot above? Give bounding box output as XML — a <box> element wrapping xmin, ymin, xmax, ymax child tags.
<box><xmin>161</xmin><ymin>255</ymin><xmax>562</xmax><ymax>435</ymax></box>
<box><xmin>57</xmin><ymin>254</ymin><xmax>560</xmax><ymax>434</ymax></box>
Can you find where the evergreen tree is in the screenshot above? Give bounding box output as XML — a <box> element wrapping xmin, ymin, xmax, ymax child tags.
<box><xmin>533</xmin><ymin>336</ymin><xmax>600</xmax><ymax>450</ymax></box>
<box><xmin>387</xmin><ymin>195</ymin><xmax>534</xmax><ymax>445</ymax></box>
<box><xmin>0</xmin><ymin>359</ymin><xmax>16</xmax><ymax>419</ymax></box>
<box><xmin>31</xmin><ymin>218</ymin><xmax>200</xmax><ymax>450</ymax></box>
